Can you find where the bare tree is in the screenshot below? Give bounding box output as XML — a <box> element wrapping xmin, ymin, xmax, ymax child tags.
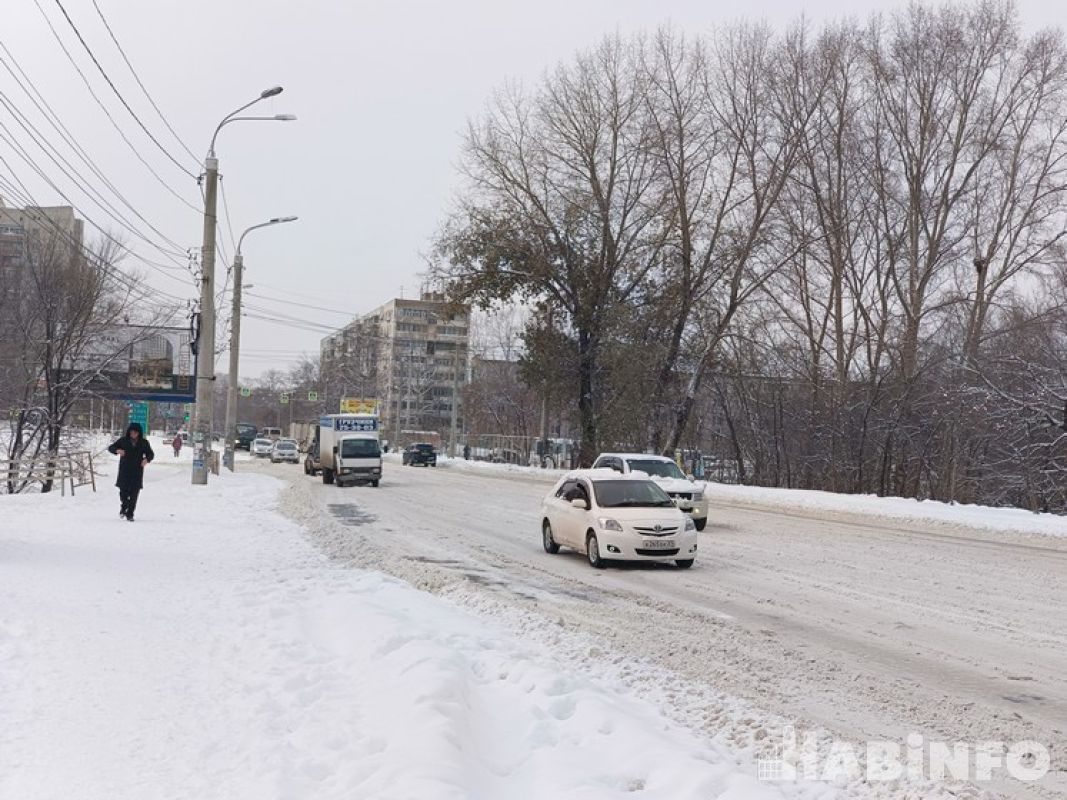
<box><xmin>4</xmin><ymin>231</ymin><xmax>144</xmax><ymax>493</ymax></box>
<box><xmin>435</xmin><ymin>35</ymin><xmax>668</xmax><ymax>465</ymax></box>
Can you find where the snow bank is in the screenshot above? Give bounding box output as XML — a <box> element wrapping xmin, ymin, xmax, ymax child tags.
<box><xmin>387</xmin><ymin>451</ymin><xmax>566</xmax><ymax>481</ymax></box>
<box><xmin>406</xmin><ymin>451</ymin><xmax>1066</xmax><ymax>538</ymax></box>
<box><xmin>0</xmin><ymin>457</ymin><xmax>801</xmax><ymax>799</ymax></box>
<box><xmin>704</xmin><ymin>482</ymin><xmax>1066</xmax><ymax>538</ymax></box>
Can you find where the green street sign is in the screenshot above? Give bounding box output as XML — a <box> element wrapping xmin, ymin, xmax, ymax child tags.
<box><xmin>307</xmin><ymin>391</ymin><xmax>319</xmax><ymax>402</ymax></box>
<box><xmin>128</xmin><ymin>401</ymin><xmax>149</xmax><ymax>430</ymax></box>
<box><xmin>280</xmin><ymin>394</ymin><xmax>290</xmax><ymax>405</ymax></box>
<box><xmin>240</xmin><ymin>387</ymin><xmax>251</xmax><ymax>397</ymax></box>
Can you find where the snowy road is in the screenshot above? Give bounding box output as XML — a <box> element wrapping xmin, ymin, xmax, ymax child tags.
<box><xmin>270</xmin><ymin>456</ymin><xmax>1067</xmax><ymax>799</ymax></box>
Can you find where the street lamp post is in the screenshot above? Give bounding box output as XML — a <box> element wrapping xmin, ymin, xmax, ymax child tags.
<box><xmin>223</xmin><ymin>216</ymin><xmax>298</xmax><ymax>471</ymax></box>
<box><xmin>191</xmin><ymin>86</ymin><xmax>295</xmax><ymax>485</ymax></box>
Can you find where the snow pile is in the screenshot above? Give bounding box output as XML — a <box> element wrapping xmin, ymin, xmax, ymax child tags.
<box><xmin>0</xmin><ymin>458</ymin><xmax>803</xmax><ymax>799</ymax></box>
<box><xmin>704</xmin><ymin>482</ymin><xmax>1067</xmax><ymax>538</ymax></box>
<box><xmin>388</xmin><ymin>451</ymin><xmax>566</xmax><ymax>481</ymax></box>
<box><xmin>399</xmin><ymin>450</ymin><xmax>1065</xmax><ymax>538</ymax></box>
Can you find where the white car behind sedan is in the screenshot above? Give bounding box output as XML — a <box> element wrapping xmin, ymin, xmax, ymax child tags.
<box><xmin>541</xmin><ymin>470</ymin><xmax>698</xmax><ymax>569</ymax></box>
<box><xmin>250</xmin><ymin>438</ymin><xmax>274</xmax><ymax>458</ymax></box>
<box><xmin>591</xmin><ymin>453</ymin><xmax>709</xmax><ymax>530</ymax></box>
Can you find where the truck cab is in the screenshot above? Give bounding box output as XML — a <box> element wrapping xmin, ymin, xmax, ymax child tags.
<box><xmin>333</xmin><ymin>434</ymin><xmax>382</xmax><ymax>486</ymax></box>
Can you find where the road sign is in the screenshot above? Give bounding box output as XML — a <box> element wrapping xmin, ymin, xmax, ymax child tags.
<box><xmin>240</xmin><ymin>387</ymin><xmax>251</xmax><ymax>397</ymax></box>
<box><xmin>307</xmin><ymin>390</ymin><xmax>319</xmax><ymax>402</ymax></box>
<box><xmin>280</xmin><ymin>394</ymin><xmax>290</xmax><ymax>405</ymax></box>
<box><xmin>127</xmin><ymin>401</ymin><xmax>149</xmax><ymax>430</ymax></box>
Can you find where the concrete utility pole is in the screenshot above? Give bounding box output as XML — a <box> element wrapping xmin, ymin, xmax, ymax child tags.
<box><xmin>223</xmin><ymin>216</ymin><xmax>297</xmax><ymax>471</ymax></box>
<box><xmin>222</xmin><ymin>250</ymin><xmax>243</xmax><ymax>472</ymax></box>
<box><xmin>449</xmin><ymin>339</ymin><xmax>460</xmax><ymax>458</ymax></box>
<box><xmin>190</xmin><ymin>86</ymin><xmax>295</xmax><ymax>485</ymax></box>
<box><xmin>190</xmin><ymin>155</ymin><xmax>219</xmax><ymax>485</ymax></box>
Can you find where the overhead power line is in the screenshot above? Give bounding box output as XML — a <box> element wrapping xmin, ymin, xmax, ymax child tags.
<box><xmin>30</xmin><ymin>0</ymin><xmax>200</xmax><ymax>213</ymax></box>
<box><xmin>245</xmin><ymin>291</ymin><xmax>359</xmax><ymax>317</ymax></box>
<box><xmin>0</xmin><ymin>86</ymin><xmax>190</xmax><ymax>262</ymax></box>
<box><xmin>50</xmin><ymin>0</ymin><xmax>197</xmax><ymax>179</ymax></box>
<box><xmin>0</xmin><ymin>155</ymin><xmax>192</xmax><ymax>302</ymax></box>
<box><xmin>90</xmin><ymin>0</ymin><xmax>199</xmax><ymax>163</ymax></box>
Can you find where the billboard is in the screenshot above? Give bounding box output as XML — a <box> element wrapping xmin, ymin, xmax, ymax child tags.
<box><xmin>65</xmin><ymin>324</ymin><xmax>196</xmax><ymax>402</ymax></box>
<box><xmin>340</xmin><ymin>397</ymin><xmax>380</xmax><ymax>415</ymax></box>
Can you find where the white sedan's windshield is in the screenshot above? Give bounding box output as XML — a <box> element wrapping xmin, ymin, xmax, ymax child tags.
<box><xmin>626</xmin><ymin>459</ymin><xmax>686</xmax><ymax>480</ymax></box>
<box><xmin>593</xmin><ymin>480</ymin><xmax>675</xmax><ymax>508</ymax></box>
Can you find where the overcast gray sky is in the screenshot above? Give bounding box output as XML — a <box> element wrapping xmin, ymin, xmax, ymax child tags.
<box><xmin>1</xmin><ymin>0</ymin><xmax>1060</xmax><ymax>379</ymax></box>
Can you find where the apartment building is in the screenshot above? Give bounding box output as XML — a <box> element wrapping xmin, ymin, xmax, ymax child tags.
<box><xmin>321</xmin><ymin>292</ymin><xmax>470</xmax><ymax>445</ymax></box>
<box><xmin>0</xmin><ymin>203</ymin><xmax>85</xmax><ymax>293</ymax></box>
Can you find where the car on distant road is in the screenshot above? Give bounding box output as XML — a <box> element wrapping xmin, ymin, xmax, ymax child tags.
<box><xmin>270</xmin><ymin>440</ymin><xmax>299</xmax><ymax>464</ymax></box>
<box><xmin>250</xmin><ymin>438</ymin><xmax>274</xmax><ymax>458</ymax></box>
<box><xmin>235</xmin><ymin>422</ymin><xmax>258</xmax><ymax>451</ymax></box>
<box><xmin>591</xmin><ymin>453</ymin><xmax>709</xmax><ymax>531</ymax></box>
<box><xmin>541</xmin><ymin>470</ymin><xmax>698</xmax><ymax>569</ymax></box>
<box><xmin>402</xmin><ymin>443</ymin><xmax>438</xmax><ymax>467</ymax></box>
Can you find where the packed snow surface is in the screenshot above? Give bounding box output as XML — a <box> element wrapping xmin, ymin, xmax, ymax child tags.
<box><xmin>1</xmin><ymin>454</ymin><xmax>806</xmax><ymax>800</ymax></box>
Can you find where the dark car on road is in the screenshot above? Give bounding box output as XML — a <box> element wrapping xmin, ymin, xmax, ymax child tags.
<box><xmin>402</xmin><ymin>442</ymin><xmax>438</xmax><ymax>467</ymax></box>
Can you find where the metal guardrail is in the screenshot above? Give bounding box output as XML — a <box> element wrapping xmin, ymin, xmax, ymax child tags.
<box><xmin>1</xmin><ymin>450</ymin><xmax>98</xmax><ymax>496</ymax></box>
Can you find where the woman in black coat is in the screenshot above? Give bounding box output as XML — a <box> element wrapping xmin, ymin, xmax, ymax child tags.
<box><xmin>107</xmin><ymin>422</ymin><xmax>154</xmax><ymax>521</ymax></box>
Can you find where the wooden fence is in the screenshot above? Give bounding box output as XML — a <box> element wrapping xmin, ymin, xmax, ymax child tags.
<box><xmin>1</xmin><ymin>450</ymin><xmax>99</xmax><ymax>496</ymax></box>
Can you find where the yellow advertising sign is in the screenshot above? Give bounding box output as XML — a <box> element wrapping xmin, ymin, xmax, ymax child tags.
<box><xmin>340</xmin><ymin>397</ymin><xmax>380</xmax><ymax>415</ymax></box>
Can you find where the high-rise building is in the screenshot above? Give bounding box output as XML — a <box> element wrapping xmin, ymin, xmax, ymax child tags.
<box><xmin>321</xmin><ymin>292</ymin><xmax>470</xmax><ymax>447</ymax></box>
<box><xmin>0</xmin><ymin>203</ymin><xmax>85</xmax><ymax>402</ymax></box>
<box><xmin>0</xmin><ymin>203</ymin><xmax>84</xmax><ymax>258</ymax></box>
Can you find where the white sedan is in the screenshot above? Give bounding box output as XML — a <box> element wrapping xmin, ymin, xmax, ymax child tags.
<box><xmin>541</xmin><ymin>470</ymin><xmax>698</xmax><ymax>569</ymax></box>
<box><xmin>270</xmin><ymin>440</ymin><xmax>300</xmax><ymax>463</ymax></box>
<box><xmin>250</xmin><ymin>438</ymin><xmax>274</xmax><ymax>458</ymax></box>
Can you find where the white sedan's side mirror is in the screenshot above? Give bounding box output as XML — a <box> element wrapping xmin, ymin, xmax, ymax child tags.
<box><xmin>570</xmin><ymin>498</ymin><xmax>588</xmax><ymax>510</ymax></box>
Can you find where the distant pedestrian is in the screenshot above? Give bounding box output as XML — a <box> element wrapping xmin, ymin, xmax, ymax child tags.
<box><xmin>172</xmin><ymin>433</ymin><xmax>183</xmax><ymax>458</ymax></box>
<box><xmin>107</xmin><ymin>422</ymin><xmax>154</xmax><ymax>522</ymax></box>
<box><xmin>463</xmin><ymin>443</ymin><xmax>471</xmax><ymax>460</ymax></box>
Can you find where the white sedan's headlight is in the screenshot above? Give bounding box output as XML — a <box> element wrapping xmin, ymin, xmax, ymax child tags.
<box><xmin>598</xmin><ymin>518</ymin><xmax>623</xmax><ymax>532</ymax></box>
<box><xmin>685</xmin><ymin>517</ymin><xmax>696</xmax><ymax>532</ymax></box>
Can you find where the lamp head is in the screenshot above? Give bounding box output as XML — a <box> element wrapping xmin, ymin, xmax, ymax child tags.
<box><xmin>260</xmin><ymin>86</ymin><xmax>283</xmax><ymax>98</ymax></box>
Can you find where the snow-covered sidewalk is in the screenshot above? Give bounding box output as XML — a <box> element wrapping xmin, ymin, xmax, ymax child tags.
<box><xmin>0</xmin><ymin>459</ymin><xmax>797</xmax><ymax>799</ymax></box>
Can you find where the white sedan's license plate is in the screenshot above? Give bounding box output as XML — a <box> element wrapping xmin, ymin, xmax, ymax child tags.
<box><xmin>642</xmin><ymin>539</ymin><xmax>676</xmax><ymax>549</ymax></box>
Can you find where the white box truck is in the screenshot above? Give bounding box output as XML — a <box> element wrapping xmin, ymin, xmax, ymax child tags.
<box><xmin>317</xmin><ymin>413</ymin><xmax>382</xmax><ymax>487</ymax></box>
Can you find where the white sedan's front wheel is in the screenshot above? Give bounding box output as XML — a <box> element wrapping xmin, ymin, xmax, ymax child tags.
<box><xmin>542</xmin><ymin>520</ymin><xmax>560</xmax><ymax>554</ymax></box>
<box><xmin>586</xmin><ymin>532</ymin><xmax>605</xmax><ymax>569</ymax></box>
